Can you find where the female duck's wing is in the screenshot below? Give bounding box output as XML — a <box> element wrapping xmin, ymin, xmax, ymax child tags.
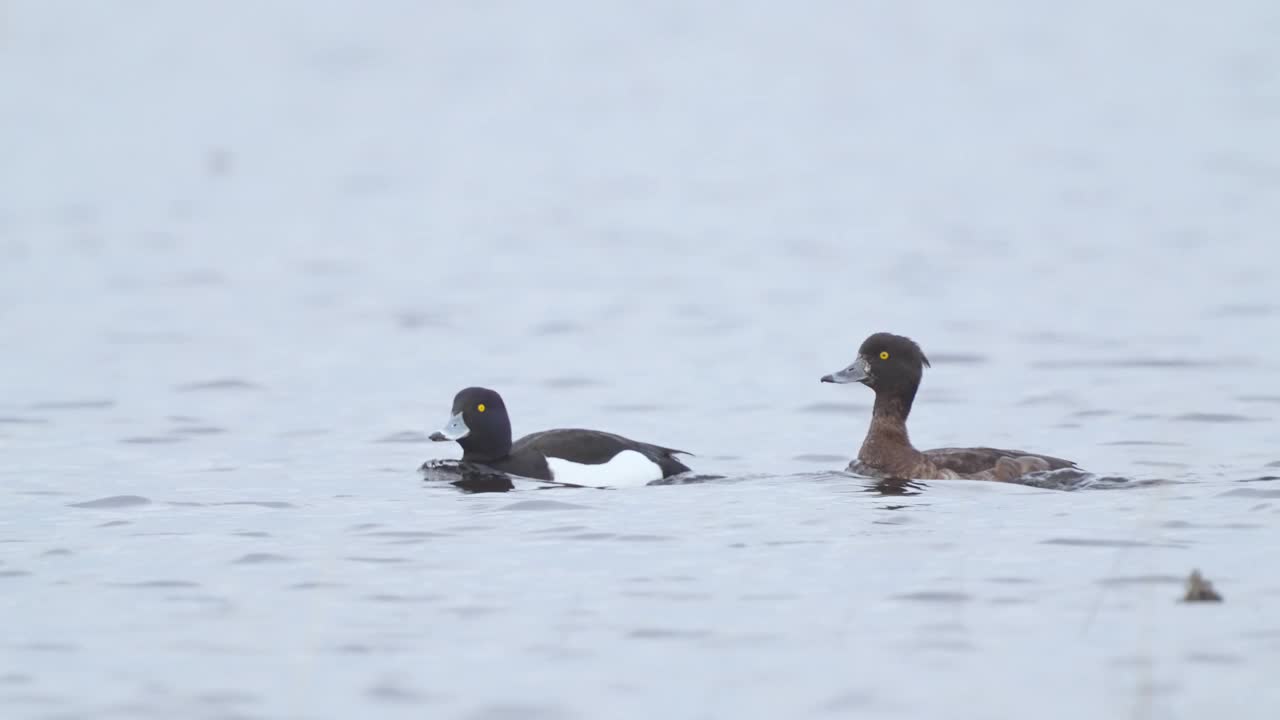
<box><xmin>923</xmin><ymin>446</ymin><xmax>1077</xmax><ymax>478</ymax></box>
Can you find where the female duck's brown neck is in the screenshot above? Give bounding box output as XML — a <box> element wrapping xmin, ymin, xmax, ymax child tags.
<box><xmin>858</xmin><ymin>386</ymin><xmax>922</xmax><ymax>472</ymax></box>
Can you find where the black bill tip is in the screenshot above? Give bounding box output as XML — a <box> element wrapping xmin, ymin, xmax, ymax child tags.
<box><xmin>820</xmin><ymin>374</ymin><xmax>835</xmax><ymax>383</ymax></box>
<box><xmin>429</xmin><ymin>431</ymin><xmax>449</xmax><ymax>442</ymax></box>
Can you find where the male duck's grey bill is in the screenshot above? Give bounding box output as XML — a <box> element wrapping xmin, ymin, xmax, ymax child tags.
<box><xmin>821</xmin><ymin>355</ymin><xmax>871</xmax><ymax>384</ymax></box>
<box><xmin>431</xmin><ymin>412</ymin><xmax>470</xmax><ymax>441</ymax></box>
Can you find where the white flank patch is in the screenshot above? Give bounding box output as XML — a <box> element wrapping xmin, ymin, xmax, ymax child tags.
<box><xmin>545</xmin><ymin>450</ymin><xmax>663</xmax><ymax>488</ymax></box>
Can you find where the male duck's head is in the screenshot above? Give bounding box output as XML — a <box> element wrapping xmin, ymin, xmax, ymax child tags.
<box><xmin>430</xmin><ymin>386</ymin><xmax>513</xmax><ymax>460</ymax></box>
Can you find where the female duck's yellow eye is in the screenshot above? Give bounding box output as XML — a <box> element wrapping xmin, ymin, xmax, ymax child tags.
<box><xmin>477</xmin><ymin>403</ymin><xmax>486</xmax><ymax>413</ymax></box>
<box><xmin>879</xmin><ymin>351</ymin><xmax>890</xmax><ymax>360</ymax></box>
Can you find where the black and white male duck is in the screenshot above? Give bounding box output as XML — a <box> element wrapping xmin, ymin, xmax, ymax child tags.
<box><xmin>821</xmin><ymin>332</ymin><xmax>1078</xmax><ymax>482</ymax></box>
<box><xmin>429</xmin><ymin>387</ymin><xmax>691</xmax><ymax>487</ymax></box>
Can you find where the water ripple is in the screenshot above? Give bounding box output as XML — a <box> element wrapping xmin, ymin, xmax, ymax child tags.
<box><xmin>175</xmin><ymin>378</ymin><xmax>261</xmax><ymax>392</ymax></box>
<box><xmin>68</xmin><ymin>495</ymin><xmax>151</xmax><ymax>509</ymax></box>
<box><xmin>1042</xmin><ymin>538</ymin><xmax>1180</xmax><ymax>548</ymax></box>
<box><xmin>233</xmin><ymin>553</ymin><xmax>294</xmax><ymax>565</ymax></box>
<box><xmin>498</xmin><ymin>500</ymin><xmax>591</xmax><ymax>511</ymax></box>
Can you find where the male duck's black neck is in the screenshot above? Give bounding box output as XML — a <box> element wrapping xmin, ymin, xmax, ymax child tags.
<box><xmin>459</xmin><ymin>437</ymin><xmax>512</xmax><ymax>464</ymax></box>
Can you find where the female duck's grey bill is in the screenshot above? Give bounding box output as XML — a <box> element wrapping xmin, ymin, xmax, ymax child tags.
<box><xmin>429</xmin><ymin>412</ymin><xmax>470</xmax><ymax>441</ymax></box>
<box><xmin>820</xmin><ymin>355</ymin><xmax>871</xmax><ymax>384</ymax></box>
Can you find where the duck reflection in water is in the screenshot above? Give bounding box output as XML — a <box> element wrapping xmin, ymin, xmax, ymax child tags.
<box><xmin>863</xmin><ymin>477</ymin><xmax>927</xmax><ymax>497</ymax></box>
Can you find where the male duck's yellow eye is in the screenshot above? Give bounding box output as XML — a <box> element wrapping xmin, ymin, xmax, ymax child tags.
<box><xmin>477</xmin><ymin>403</ymin><xmax>486</xmax><ymax>413</ymax></box>
<box><xmin>879</xmin><ymin>351</ymin><xmax>890</xmax><ymax>360</ymax></box>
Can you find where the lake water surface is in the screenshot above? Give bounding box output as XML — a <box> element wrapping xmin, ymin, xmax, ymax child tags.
<box><xmin>3</xmin><ymin>1</ymin><xmax>1280</xmax><ymax>718</ymax></box>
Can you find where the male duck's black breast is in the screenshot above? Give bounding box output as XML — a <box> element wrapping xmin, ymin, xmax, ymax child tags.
<box><xmin>510</xmin><ymin>429</ymin><xmax>691</xmax><ymax>478</ymax></box>
<box><xmin>483</xmin><ymin>450</ymin><xmax>554</xmax><ymax>481</ymax></box>
<box><xmin>923</xmin><ymin>446</ymin><xmax>1077</xmax><ymax>476</ymax></box>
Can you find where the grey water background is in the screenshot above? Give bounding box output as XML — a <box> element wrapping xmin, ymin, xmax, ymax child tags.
<box><xmin>3</xmin><ymin>1</ymin><xmax>1280</xmax><ymax>718</ymax></box>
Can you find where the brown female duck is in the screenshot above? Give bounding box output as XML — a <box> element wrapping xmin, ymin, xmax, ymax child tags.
<box><xmin>820</xmin><ymin>332</ymin><xmax>1078</xmax><ymax>482</ymax></box>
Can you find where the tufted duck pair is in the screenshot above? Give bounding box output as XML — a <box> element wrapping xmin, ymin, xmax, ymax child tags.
<box><xmin>428</xmin><ymin>332</ymin><xmax>1076</xmax><ymax>486</ymax></box>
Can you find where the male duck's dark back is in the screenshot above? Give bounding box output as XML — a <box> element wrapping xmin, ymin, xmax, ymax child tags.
<box><xmin>504</xmin><ymin>429</ymin><xmax>690</xmax><ymax>480</ymax></box>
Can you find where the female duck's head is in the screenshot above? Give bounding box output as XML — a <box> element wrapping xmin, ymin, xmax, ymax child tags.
<box><xmin>821</xmin><ymin>333</ymin><xmax>931</xmax><ymax>416</ymax></box>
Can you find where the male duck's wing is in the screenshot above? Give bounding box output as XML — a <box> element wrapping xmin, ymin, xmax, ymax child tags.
<box><xmin>515</xmin><ymin>429</ymin><xmax>691</xmax><ymax>477</ymax></box>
